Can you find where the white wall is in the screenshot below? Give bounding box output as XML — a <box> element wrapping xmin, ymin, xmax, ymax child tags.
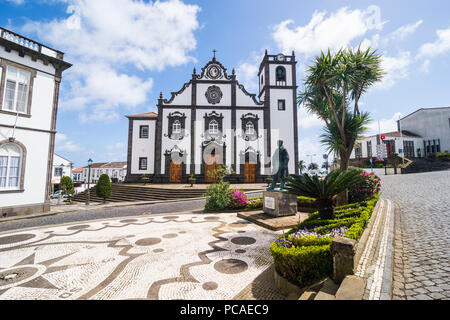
<box><xmin>196</xmin><ymin>83</ymin><xmax>232</xmax><ymax>107</ymax></box>
<box><xmin>401</xmin><ymin>108</ymin><xmax>450</xmax><ymax>153</ymax></box>
<box><xmin>131</xmin><ymin>120</ymin><xmax>156</xmax><ymax>174</ymax></box>
<box><xmin>269</xmin><ymin>89</ymin><xmax>296</xmax><ymax>174</ymax></box>
<box><xmin>0</xmin><ymin>128</ymin><xmax>50</xmax><ymax>206</ymax></box>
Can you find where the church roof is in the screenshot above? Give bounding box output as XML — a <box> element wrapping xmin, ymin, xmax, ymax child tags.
<box><xmin>125</xmin><ymin>111</ymin><xmax>158</xmax><ymax>118</ymax></box>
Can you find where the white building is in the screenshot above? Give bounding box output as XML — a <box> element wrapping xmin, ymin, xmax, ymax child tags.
<box><xmin>350</xmin><ymin>107</ymin><xmax>450</xmax><ymax>162</ymax></box>
<box><xmin>72</xmin><ymin>167</ymin><xmax>83</xmax><ymax>183</ymax></box>
<box><xmin>51</xmin><ymin>153</ymin><xmax>73</xmax><ymax>192</ymax></box>
<box><xmin>350</xmin><ymin>131</ymin><xmax>423</xmax><ymax>160</ymax></box>
<box><xmin>126</xmin><ymin>51</ymin><xmax>299</xmax><ymax>183</ymax></box>
<box><xmin>0</xmin><ymin>27</ymin><xmax>71</xmax><ymax>217</ymax></box>
<box><xmin>81</xmin><ymin>162</ymin><xmax>127</xmax><ymax>184</ymax></box>
<box><xmin>398</xmin><ymin>107</ymin><xmax>450</xmax><ymax>156</ymax></box>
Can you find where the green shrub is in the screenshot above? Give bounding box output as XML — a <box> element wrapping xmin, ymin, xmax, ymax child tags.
<box><xmin>270</xmin><ymin>193</ymin><xmax>379</xmax><ymax>286</ymax></box>
<box><xmin>204</xmin><ymin>181</ymin><xmax>232</xmax><ymax>210</ymax></box>
<box><xmin>60</xmin><ymin>176</ymin><xmax>75</xmax><ymax>203</ymax></box>
<box><xmin>96</xmin><ymin>174</ymin><xmax>112</xmax><ymax>203</ymax></box>
<box><xmin>244</xmin><ymin>197</ymin><xmax>263</xmax><ymax>210</ymax></box>
<box><xmin>271</xmin><ymin>242</ymin><xmax>333</xmax><ymax>286</ymax></box>
<box><xmin>297</xmin><ymin>196</ymin><xmax>317</xmax><ymax>207</ymax></box>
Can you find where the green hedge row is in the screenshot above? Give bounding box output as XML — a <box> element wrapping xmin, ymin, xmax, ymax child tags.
<box><xmin>270</xmin><ymin>193</ymin><xmax>379</xmax><ymax>287</ymax></box>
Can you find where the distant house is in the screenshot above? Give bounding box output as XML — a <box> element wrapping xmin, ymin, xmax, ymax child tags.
<box><xmin>0</xmin><ymin>27</ymin><xmax>71</xmax><ymax>216</ymax></box>
<box><xmin>350</xmin><ymin>107</ymin><xmax>450</xmax><ymax>162</ymax></box>
<box><xmin>51</xmin><ymin>154</ymin><xmax>73</xmax><ymax>192</ymax></box>
<box><xmin>82</xmin><ymin>162</ymin><xmax>127</xmax><ymax>183</ymax></box>
<box><xmin>398</xmin><ymin>107</ymin><xmax>450</xmax><ymax>156</ymax></box>
<box><xmin>72</xmin><ymin>167</ymin><xmax>83</xmax><ymax>183</ymax></box>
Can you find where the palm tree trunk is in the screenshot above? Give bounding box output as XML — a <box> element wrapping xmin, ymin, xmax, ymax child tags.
<box><xmin>337</xmin><ymin>150</ymin><xmax>350</xmax><ymax>205</ymax></box>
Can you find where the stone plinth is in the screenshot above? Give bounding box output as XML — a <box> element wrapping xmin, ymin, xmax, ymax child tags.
<box><xmin>331</xmin><ymin>237</ymin><xmax>356</xmax><ymax>284</ymax></box>
<box><xmin>263</xmin><ymin>191</ymin><xmax>297</xmax><ymax>217</ymax></box>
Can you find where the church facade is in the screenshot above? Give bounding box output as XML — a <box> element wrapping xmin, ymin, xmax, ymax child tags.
<box><xmin>126</xmin><ymin>51</ymin><xmax>299</xmax><ymax>183</ymax></box>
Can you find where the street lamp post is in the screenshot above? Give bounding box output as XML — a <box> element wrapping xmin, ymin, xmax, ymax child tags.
<box><xmin>86</xmin><ymin>158</ymin><xmax>93</xmax><ymax>205</ymax></box>
<box><xmin>57</xmin><ymin>163</ymin><xmax>64</xmax><ymax>205</ymax></box>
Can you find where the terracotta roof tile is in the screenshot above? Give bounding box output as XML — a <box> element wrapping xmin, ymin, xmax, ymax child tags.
<box><xmin>126</xmin><ymin>111</ymin><xmax>158</xmax><ymax>118</ymax></box>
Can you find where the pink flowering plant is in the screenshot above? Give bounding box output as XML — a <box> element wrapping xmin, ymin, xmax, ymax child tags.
<box><xmin>348</xmin><ymin>170</ymin><xmax>381</xmax><ymax>203</ymax></box>
<box><xmin>228</xmin><ymin>189</ymin><xmax>248</xmax><ymax>209</ymax></box>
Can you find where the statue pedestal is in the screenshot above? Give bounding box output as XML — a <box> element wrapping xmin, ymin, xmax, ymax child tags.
<box><xmin>263</xmin><ymin>191</ymin><xmax>297</xmax><ymax>217</ymax></box>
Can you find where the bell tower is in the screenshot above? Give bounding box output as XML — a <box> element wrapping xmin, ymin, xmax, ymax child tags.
<box><xmin>258</xmin><ymin>50</ymin><xmax>299</xmax><ymax>175</ymax></box>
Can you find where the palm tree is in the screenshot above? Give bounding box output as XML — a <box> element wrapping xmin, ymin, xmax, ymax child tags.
<box><xmin>298</xmin><ymin>160</ymin><xmax>306</xmax><ymax>174</ymax></box>
<box><xmin>320</xmin><ymin>111</ymin><xmax>371</xmax><ymax>170</ymax></box>
<box><xmin>284</xmin><ymin>169</ymin><xmax>364</xmax><ymax>219</ymax></box>
<box><xmin>308</xmin><ymin>162</ymin><xmax>319</xmax><ymax>171</ymax></box>
<box><xmin>299</xmin><ymin>46</ymin><xmax>383</xmax><ymax>171</ymax></box>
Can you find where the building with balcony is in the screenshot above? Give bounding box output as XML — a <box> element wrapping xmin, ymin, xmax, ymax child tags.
<box><xmin>0</xmin><ymin>27</ymin><xmax>71</xmax><ymax>217</ymax></box>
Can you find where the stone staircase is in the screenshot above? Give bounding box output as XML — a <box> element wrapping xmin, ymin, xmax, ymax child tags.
<box><xmin>401</xmin><ymin>158</ymin><xmax>450</xmax><ymax>174</ymax></box>
<box><xmin>298</xmin><ymin>276</ymin><xmax>365</xmax><ymax>300</ymax></box>
<box><xmin>71</xmin><ymin>184</ymin><xmax>207</xmax><ymax>204</ymax></box>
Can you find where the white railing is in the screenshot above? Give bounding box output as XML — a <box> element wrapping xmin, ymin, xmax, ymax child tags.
<box><xmin>0</xmin><ymin>27</ymin><xmax>62</xmax><ymax>59</ymax></box>
<box><xmin>1</xmin><ymin>27</ymin><xmax>40</xmax><ymax>52</ymax></box>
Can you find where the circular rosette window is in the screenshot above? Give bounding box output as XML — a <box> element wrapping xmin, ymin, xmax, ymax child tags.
<box><xmin>205</xmin><ymin>85</ymin><xmax>223</xmax><ymax>105</ymax></box>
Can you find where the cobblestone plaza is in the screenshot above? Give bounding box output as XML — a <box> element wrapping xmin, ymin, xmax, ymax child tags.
<box><xmin>381</xmin><ymin>170</ymin><xmax>450</xmax><ymax>300</ymax></box>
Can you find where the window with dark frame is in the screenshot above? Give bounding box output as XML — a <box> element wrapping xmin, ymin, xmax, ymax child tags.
<box><xmin>139</xmin><ymin>157</ymin><xmax>147</xmax><ymax>170</ymax></box>
<box><xmin>140</xmin><ymin>125</ymin><xmax>149</xmax><ymax>139</ymax></box>
<box><xmin>278</xmin><ymin>100</ymin><xmax>286</xmax><ymax>111</ymax></box>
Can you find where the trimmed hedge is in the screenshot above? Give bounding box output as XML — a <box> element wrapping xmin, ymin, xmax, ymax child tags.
<box><xmin>270</xmin><ymin>193</ymin><xmax>379</xmax><ymax>287</ymax></box>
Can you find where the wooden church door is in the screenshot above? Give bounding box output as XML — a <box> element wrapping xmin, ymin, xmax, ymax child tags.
<box><xmin>205</xmin><ymin>154</ymin><xmax>220</xmax><ymax>183</ymax></box>
<box><xmin>244</xmin><ymin>162</ymin><xmax>256</xmax><ymax>183</ymax></box>
<box><xmin>169</xmin><ymin>161</ymin><xmax>182</xmax><ymax>183</ymax></box>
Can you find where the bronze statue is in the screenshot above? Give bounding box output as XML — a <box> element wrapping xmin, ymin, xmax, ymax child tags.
<box><xmin>267</xmin><ymin>140</ymin><xmax>289</xmax><ymax>191</ymax></box>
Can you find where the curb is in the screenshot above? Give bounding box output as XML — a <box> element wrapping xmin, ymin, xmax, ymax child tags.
<box><xmin>0</xmin><ymin>190</ymin><xmax>264</xmax><ymax>224</ymax></box>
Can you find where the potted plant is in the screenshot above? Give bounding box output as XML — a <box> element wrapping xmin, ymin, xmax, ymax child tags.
<box><xmin>188</xmin><ymin>173</ymin><xmax>196</xmax><ymax>187</ymax></box>
<box><xmin>141</xmin><ymin>174</ymin><xmax>150</xmax><ymax>185</ymax></box>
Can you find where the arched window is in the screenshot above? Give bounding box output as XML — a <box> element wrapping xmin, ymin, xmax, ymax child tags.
<box><xmin>276</xmin><ymin>66</ymin><xmax>286</xmax><ymax>82</ymax></box>
<box><xmin>0</xmin><ymin>143</ymin><xmax>22</xmax><ymax>189</ymax></box>
<box><xmin>173</xmin><ymin>120</ymin><xmax>181</xmax><ymax>133</ymax></box>
<box><xmin>245</xmin><ymin>122</ymin><xmax>255</xmax><ymax>135</ymax></box>
<box><xmin>209</xmin><ymin>120</ymin><xmax>218</xmax><ymax>134</ymax></box>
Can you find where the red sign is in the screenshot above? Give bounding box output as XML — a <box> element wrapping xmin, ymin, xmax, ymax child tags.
<box><xmin>381</xmin><ymin>135</ymin><xmax>386</xmax><ymax>140</ymax></box>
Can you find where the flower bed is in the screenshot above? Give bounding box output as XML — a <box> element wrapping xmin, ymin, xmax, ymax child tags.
<box><xmin>349</xmin><ymin>170</ymin><xmax>381</xmax><ymax>203</ymax></box>
<box><xmin>270</xmin><ymin>194</ymin><xmax>379</xmax><ymax>287</ymax></box>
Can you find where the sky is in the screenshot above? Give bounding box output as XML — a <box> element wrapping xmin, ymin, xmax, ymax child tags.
<box><xmin>1</xmin><ymin>0</ymin><xmax>450</xmax><ymax>169</ymax></box>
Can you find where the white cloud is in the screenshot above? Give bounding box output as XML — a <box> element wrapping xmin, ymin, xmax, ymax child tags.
<box><xmin>236</xmin><ymin>62</ymin><xmax>259</xmax><ymax>93</ymax></box>
<box><xmin>387</xmin><ymin>20</ymin><xmax>423</xmax><ymax>41</ymax></box>
<box><xmin>374</xmin><ymin>51</ymin><xmax>413</xmax><ymax>90</ymax></box>
<box><xmin>298</xmin><ymin>137</ymin><xmax>328</xmax><ymax>165</ymax></box>
<box><xmin>6</xmin><ymin>0</ymin><xmax>25</xmax><ymax>4</ymax></box>
<box><xmin>420</xmin><ymin>59</ymin><xmax>431</xmax><ymax>73</ymax></box>
<box><xmin>366</xmin><ymin>112</ymin><xmax>403</xmax><ymax>135</ymax></box>
<box><xmin>298</xmin><ymin>106</ymin><xmax>323</xmax><ymax>129</ymax></box>
<box><xmin>272</xmin><ymin>5</ymin><xmax>385</xmax><ymax>57</ymax></box>
<box><xmin>22</xmin><ymin>0</ymin><xmax>201</xmax><ymax>122</ymax></box>
<box><xmin>55</xmin><ymin>133</ymin><xmax>82</xmax><ymax>152</ymax></box>
<box><xmin>418</xmin><ymin>27</ymin><xmax>450</xmax><ymax>58</ymax></box>
<box><xmin>104</xmin><ymin>142</ymin><xmax>127</xmax><ymax>161</ymax></box>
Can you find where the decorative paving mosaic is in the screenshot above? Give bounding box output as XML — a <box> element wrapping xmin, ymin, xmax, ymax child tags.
<box><xmin>0</xmin><ymin>213</ymin><xmax>280</xmax><ymax>300</ymax></box>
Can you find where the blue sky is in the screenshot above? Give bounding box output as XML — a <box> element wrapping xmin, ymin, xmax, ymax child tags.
<box><xmin>1</xmin><ymin>0</ymin><xmax>450</xmax><ymax>169</ymax></box>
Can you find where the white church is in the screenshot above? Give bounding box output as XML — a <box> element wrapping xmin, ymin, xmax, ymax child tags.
<box><xmin>126</xmin><ymin>51</ymin><xmax>299</xmax><ymax>183</ymax></box>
